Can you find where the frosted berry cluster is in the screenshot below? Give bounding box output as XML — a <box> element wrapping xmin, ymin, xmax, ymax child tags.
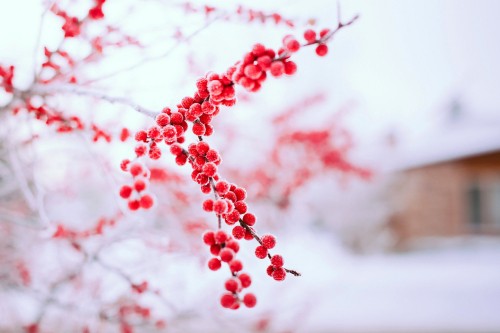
<box><xmin>119</xmin><ymin>19</ymin><xmax>359</xmax><ymax>308</ymax></box>
<box><xmin>203</xmin><ymin>230</ymin><xmax>256</xmax><ymax>309</ymax></box>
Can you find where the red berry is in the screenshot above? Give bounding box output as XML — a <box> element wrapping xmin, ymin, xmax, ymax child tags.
<box><xmin>220</xmin><ymin>293</ymin><xmax>237</xmax><ymax>308</ymax></box>
<box><xmin>271</xmin><ymin>255</ymin><xmax>284</xmax><ymax>267</ymax></box>
<box><xmin>215</xmin><ymin>180</ymin><xmax>230</xmax><ymax>195</ymax></box>
<box><xmin>120</xmin><ymin>159</ymin><xmax>130</xmax><ymax>171</ymax></box>
<box><xmin>255</xmin><ymin>245</ymin><xmax>268</xmax><ymax>259</ymax></box>
<box><xmin>139</xmin><ymin>195</ymin><xmax>154</xmax><ymax>209</ymax></box>
<box><xmin>130</xmin><ymin>163</ymin><xmax>143</xmax><ymax>177</ymax></box>
<box><xmin>270</xmin><ymin>61</ymin><xmax>285</xmax><ymax>77</ymax></box>
<box><xmin>215</xmin><ymin>230</ymin><xmax>228</xmax><ymax>244</ymax></box>
<box><xmin>238</xmin><ymin>273</ymin><xmax>252</xmax><ymax>288</ymax></box>
<box><xmin>261</xmin><ymin>234</ymin><xmax>276</xmax><ymax>249</ymax></box>
<box><xmin>319</xmin><ymin>28</ymin><xmax>330</xmax><ymax>38</ymax></box>
<box><xmin>304</xmin><ymin>29</ymin><xmax>317</xmax><ymax>43</ymax></box>
<box><xmin>206</xmin><ymin>149</ymin><xmax>220</xmax><ymax>162</ymax></box>
<box><xmin>162</xmin><ymin>125</ymin><xmax>177</xmax><ymax>140</ymax></box>
<box><xmin>225</xmin><ymin>210</ymin><xmax>240</xmax><ymax>225</ymax></box>
<box><xmin>202</xmin><ymin>230</ymin><xmax>215</xmax><ymax>245</ymax></box>
<box><xmin>266</xmin><ymin>265</ymin><xmax>275</xmax><ymax>276</ymax></box>
<box><xmin>119</xmin><ymin>185</ymin><xmax>133</xmax><ymax>199</ymax></box>
<box><xmin>285</xmin><ymin>38</ymin><xmax>300</xmax><ymax>52</ymax></box>
<box><xmin>208</xmin><ymin>258</ymin><xmax>221</xmax><ymax>271</ymax></box>
<box><xmin>181</xmin><ymin>96</ymin><xmax>194</xmax><ymax>109</ymax></box>
<box><xmin>192</xmin><ymin>122</ymin><xmax>206</xmax><ymax>136</ymax></box>
<box><xmin>315</xmin><ymin>44</ymin><xmax>328</xmax><ymax>57</ymax></box>
<box><xmin>148</xmin><ymin>126</ymin><xmax>161</xmax><ymax>140</ymax></box>
<box><xmin>242</xmin><ymin>213</ymin><xmax>256</xmax><ymax>226</ymax></box>
<box><xmin>202</xmin><ymin>162</ymin><xmax>217</xmax><ymax>177</ymax></box>
<box><xmin>232</xmin><ymin>226</ymin><xmax>245</xmax><ymax>239</ymax></box>
<box><xmin>128</xmin><ymin>200</ymin><xmax>140</xmax><ymax>211</ymax></box>
<box><xmin>134</xmin><ymin>180</ymin><xmax>146</xmax><ymax>192</ymax></box>
<box><xmin>135</xmin><ymin>130</ymin><xmax>148</xmax><ymax>142</ymax></box>
<box><xmin>213</xmin><ymin>199</ymin><xmax>228</xmax><ymax>215</ymax></box>
<box><xmin>219</xmin><ymin>248</ymin><xmax>234</xmax><ymax>262</ymax></box>
<box><xmin>229</xmin><ymin>259</ymin><xmax>243</xmax><ymax>273</ymax></box>
<box><xmin>225</xmin><ymin>240</ymin><xmax>240</xmax><ymax>253</ymax></box>
<box><xmin>242</xmin><ymin>293</ymin><xmax>257</xmax><ymax>308</ymax></box>
<box><xmin>202</xmin><ymin>199</ymin><xmax>214</xmax><ymax>212</ymax></box>
<box><xmin>196</xmin><ymin>141</ymin><xmax>210</xmax><ymax>155</ymax></box>
<box><xmin>225</xmin><ymin>278</ymin><xmax>240</xmax><ymax>293</ymax></box>
<box><xmin>175</xmin><ymin>153</ymin><xmax>187</xmax><ymax>166</ymax></box>
<box><xmin>284</xmin><ymin>61</ymin><xmax>297</xmax><ymax>75</ymax></box>
<box><xmin>272</xmin><ymin>267</ymin><xmax>286</xmax><ymax>281</ymax></box>
<box><xmin>210</xmin><ymin>244</ymin><xmax>221</xmax><ymax>256</ymax></box>
<box><xmin>135</xmin><ymin>144</ymin><xmax>147</xmax><ymax>157</ymax></box>
<box><xmin>233</xmin><ymin>188</ymin><xmax>246</xmax><ymax>201</ymax></box>
<box><xmin>155</xmin><ymin>113</ymin><xmax>170</xmax><ymax>127</ymax></box>
<box><xmin>207</xmin><ymin>80</ymin><xmax>223</xmax><ymax>95</ymax></box>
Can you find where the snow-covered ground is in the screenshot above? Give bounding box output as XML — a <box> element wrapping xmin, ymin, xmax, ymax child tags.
<box><xmin>283</xmin><ymin>234</ymin><xmax>500</xmax><ymax>333</ymax></box>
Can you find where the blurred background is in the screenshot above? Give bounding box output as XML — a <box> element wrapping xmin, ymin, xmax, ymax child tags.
<box><xmin>1</xmin><ymin>0</ymin><xmax>500</xmax><ymax>332</ymax></box>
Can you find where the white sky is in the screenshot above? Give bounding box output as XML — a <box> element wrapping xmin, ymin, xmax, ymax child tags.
<box><xmin>1</xmin><ymin>0</ymin><xmax>499</xmax><ymax>160</ymax></box>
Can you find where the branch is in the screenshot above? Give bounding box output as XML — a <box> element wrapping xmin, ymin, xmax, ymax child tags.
<box><xmin>30</xmin><ymin>84</ymin><xmax>158</xmax><ymax>118</ymax></box>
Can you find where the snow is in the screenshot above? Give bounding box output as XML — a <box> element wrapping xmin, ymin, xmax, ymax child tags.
<box><xmin>291</xmin><ymin>234</ymin><xmax>500</xmax><ymax>333</ymax></box>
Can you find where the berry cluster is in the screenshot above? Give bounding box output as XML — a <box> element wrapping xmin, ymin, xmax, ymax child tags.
<box><xmin>119</xmin><ymin>162</ymin><xmax>154</xmax><ymax>211</ymax></box>
<box><xmin>119</xmin><ymin>18</ymin><xmax>360</xmax><ymax>308</ymax></box>
<box><xmin>231</xmin><ymin>43</ymin><xmax>297</xmax><ymax>92</ymax></box>
<box><xmin>303</xmin><ymin>28</ymin><xmax>331</xmax><ymax>56</ymax></box>
<box><xmin>203</xmin><ymin>230</ymin><xmax>256</xmax><ymax>309</ymax></box>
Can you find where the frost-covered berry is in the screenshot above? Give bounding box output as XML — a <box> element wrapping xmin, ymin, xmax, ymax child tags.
<box><xmin>270</xmin><ymin>61</ymin><xmax>285</xmax><ymax>77</ymax></box>
<box><xmin>233</xmin><ymin>188</ymin><xmax>246</xmax><ymax>201</ymax></box>
<box><xmin>232</xmin><ymin>226</ymin><xmax>246</xmax><ymax>239</ymax></box>
<box><xmin>213</xmin><ymin>199</ymin><xmax>228</xmax><ymax>215</ymax></box>
<box><xmin>215</xmin><ymin>230</ymin><xmax>228</xmax><ymax>244</ymax></box>
<box><xmin>219</xmin><ymin>248</ymin><xmax>235</xmax><ymax>262</ymax></box>
<box><xmin>155</xmin><ymin>113</ymin><xmax>170</xmax><ymax>127</ymax></box>
<box><xmin>243</xmin><ymin>293</ymin><xmax>257</xmax><ymax>308</ymax></box>
<box><xmin>196</xmin><ymin>141</ymin><xmax>210</xmax><ymax>155</ymax></box>
<box><xmin>208</xmin><ymin>258</ymin><xmax>221</xmax><ymax>271</ymax></box>
<box><xmin>242</xmin><ymin>213</ymin><xmax>256</xmax><ymax>226</ymax></box>
<box><xmin>202</xmin><ymin>162</ymin><xmax>217</xmax><ymax>177</ymax></box>
<box><xmin>239</xmin><ymin>273</ymin><xmax>252</xmax><ymax>288</ymax></box>
<box><xmin>255</xmin><ymin>245</ymin><xmax>268</xmax><ymax>259</ymax></box>
<box><xmin>234</xmin><ymin>201</ymin><xmax>248</xmax><ymax>214</ymax></box>
<box><xmin>192</xmin><ymin>122</ymin><xmax>206</xmax><ymax>136</ymax></box>
<box><xmin>272</xmin><ymin>267</ymin><xmax>286</xmax><ymax>281</ymax></box>
<box><xmin>202</xmin><ymin>199</ymin><xmax>214</xmax><ymax>212</ymax></box>
<box><xmin>261</xmin><ymin>234</ymin><xmax>276</xmax><ymax>249</ymax></box>
<box><xmin>135</xmin><ymin>130</ymin><xmax>148</xmax><ymax>142</ymax></box>
<box><xmin>215</xmin><ymin>180</ymin><xmax>230</xmax><ymax>195</ymax></box>
<box><xmin>206</xmin><ymin>149</ymin><xmax>220</xmax><ymax>162</ymax></box>
<box><xmin>271</xmin><ymin>255</ymin><xmax>284</xmax><ymax>267</ymax></box>
<box><xmin>202</xmin><ymin>230</ymin><xmax>215</xmax><ymax>245</ymax></box>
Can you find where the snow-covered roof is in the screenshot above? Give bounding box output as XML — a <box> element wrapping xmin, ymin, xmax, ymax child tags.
<box><xmin>386</xmin><ymin>117</ymin><xmax>500</xmax><ymax>171</ymax></box>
